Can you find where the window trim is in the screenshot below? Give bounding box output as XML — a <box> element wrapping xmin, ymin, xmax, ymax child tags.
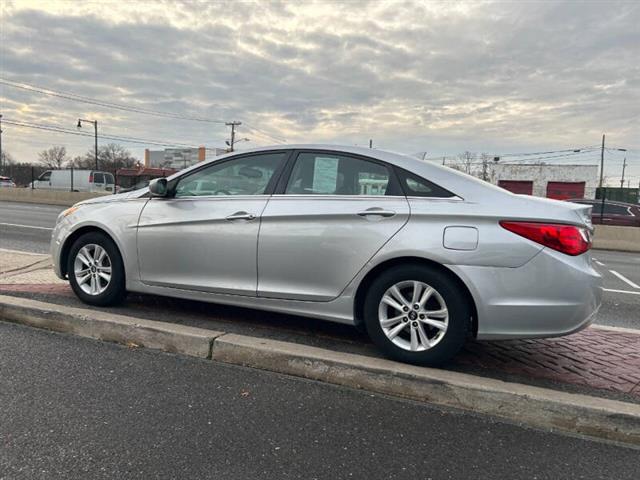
<box><xmin>170</xmin><ymin>149</ymin><xmax>293</xmax><ymax>198</ymax></box>
<box><xmin>274</xmin><ymin>149</ymin><xmax>403</xmax><ymax>197</ymax></box>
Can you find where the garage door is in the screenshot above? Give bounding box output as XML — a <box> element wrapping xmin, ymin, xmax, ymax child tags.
<box><xmin>498</xmin><ymin>180</ymin><xmax>533</xmax><ymax>195</ymax></box>
<box><xmin>546</xmin><ymin>182</ymin><xmax>585</xmax><ymax>200</ymax></box>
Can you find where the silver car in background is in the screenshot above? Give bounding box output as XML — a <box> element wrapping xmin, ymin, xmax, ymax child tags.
<box><xmin>51</xmin><ymin>145</ymin><xmax>602</xmax><ymax>365</ymax></box>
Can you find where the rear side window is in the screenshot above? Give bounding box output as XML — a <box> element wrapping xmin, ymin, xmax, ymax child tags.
<box><xmin>396</xmin><ymin>168</ymin><xmax>455</xmax><ymax>198</ymax></box>
<box><xmin>105</xmin><ymin>173</ymin><xmax>114</xmax><ymax>184</ymax></box>
<box><xmin>93</xmin><ymin>173</ymin><xmax>104</xmax><ymax>184</ymax></box>
<box><xmin>285</xmin><ymin>153</ymin><xmax>393</xmax><ymax>196</ymax></box>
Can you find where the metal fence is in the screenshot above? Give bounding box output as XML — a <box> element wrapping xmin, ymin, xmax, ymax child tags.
<box><xmin>0</xmin><ymin>165</ymin><xmax>118</xmax><ymax>193</ymax></box>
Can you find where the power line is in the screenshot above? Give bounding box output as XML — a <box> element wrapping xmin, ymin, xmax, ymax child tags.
<box><xmin>2</xmin><ymin>119</ymin><xmax>206</xmax><ymax>148</ymax></box>
<box><xmin>0</xmin><ymin>78</ymin><xmax>228</xmax><ymax>124</ymax></box>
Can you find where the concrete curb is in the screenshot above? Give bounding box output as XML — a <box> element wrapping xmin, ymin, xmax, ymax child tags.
<box><xmin>0</xmin><ymin>295</ymin><xmax>223</xmax><ymax>358</ymax></box>
<box><xmin>212</xmin><ymin>334</ymin><xmax>640</xmax><ymax>445</ymax></box>
<box><xmin>1</xmin><ymin>294</ymin><xmax>639</xmax><ymax>445</ymax></box>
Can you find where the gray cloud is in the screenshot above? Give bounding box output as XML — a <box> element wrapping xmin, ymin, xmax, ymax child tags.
<box><xmin>0</xmin><ymin>1</ymin><xmax>638</xmax><ymax>180</ymax></box>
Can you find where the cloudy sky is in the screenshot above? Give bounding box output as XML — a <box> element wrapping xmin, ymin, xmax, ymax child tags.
<box><xmin>1</xmin><ymin>0</ymin><xmax>638</xmax><ymax>182</ymax></box>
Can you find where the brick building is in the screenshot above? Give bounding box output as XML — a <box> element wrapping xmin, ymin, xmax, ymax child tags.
<box><xmin>485</xmin><ymin>163</ymin><xmax>598</xmax><ymax>199</ymax></box>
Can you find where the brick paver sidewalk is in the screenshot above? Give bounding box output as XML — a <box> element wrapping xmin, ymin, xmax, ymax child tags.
<box><xmin>459</xmin><ymin>330</ymin><xmax>640</xmax><ymax>396</ymax></box>
<box><xmin>2</xmin><ymin>250</ymin><xmax>639</xmax><ymax>398</ymax></box>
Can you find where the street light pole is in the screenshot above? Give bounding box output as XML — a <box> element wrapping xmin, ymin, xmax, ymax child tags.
<box><xmin>77</xmin><ymin>118</ymin><xmax>98</xmax><ymax>170</ymax></box>
<box><xmin>599</xmin><ymin>134</ymin><xmax>605</xmax><ymax>189</ymax></box>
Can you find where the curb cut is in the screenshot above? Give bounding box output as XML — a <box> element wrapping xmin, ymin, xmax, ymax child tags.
<box><xmin>1</xmin><ymin>294</ymin><xmax>639</xmax><ymax>446</ymax></box>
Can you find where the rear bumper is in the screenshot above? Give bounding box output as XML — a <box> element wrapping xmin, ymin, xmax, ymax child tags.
<box><xmin>449</xmin><ymin>249</ymin><xmax>603</xmax><ymax>340</ymax></box>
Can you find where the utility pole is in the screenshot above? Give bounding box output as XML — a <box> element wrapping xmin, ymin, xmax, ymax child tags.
<box><xmin>369</xmin><ymin>139</ymin><xmax>373</xmax><ymax>148</ymax></box>
<box><xmin>620</xmin><ymin>157</ymin><xmax>627</xmax><ymax>188</ymax></box>
<box><xmin>0</xmin><ymin>113</ymin><xmax>3</xmax><ymax>173</ymax></box>
<box><xmin>599</xmin><ymin>134</ymin><xmax>605</xmax><ymax>189</ymax></box>
<box><xmin>481</xmin><ymin>155</ymin><xmax>488</xmax><ymax>181</ymax></box>
<box><xmin>225</xmin><ymin>121</ymin><xmax>241</xmax><ymax>152</ymax></box>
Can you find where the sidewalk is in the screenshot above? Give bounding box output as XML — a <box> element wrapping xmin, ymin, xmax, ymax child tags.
<box><xmin>2</xmin><ymin>250</ymin><xmax>639</xmax><ymax>401</ymax></box>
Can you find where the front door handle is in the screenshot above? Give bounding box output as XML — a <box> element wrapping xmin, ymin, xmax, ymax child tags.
<box><xmin>357</xmin><ymin>207</ymin><xmax>396</xmax><ymax>218</ymax></box>
<box><xmin>226</xmin><ymin>211</ymin><xmax>256</xmax><ymax>221</ymax></box>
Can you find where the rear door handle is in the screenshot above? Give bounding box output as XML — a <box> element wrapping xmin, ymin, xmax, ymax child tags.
<box><xmin>226</xmin><ymin>211</ymin><xmax>256</xmax><ymax>221</ymax></box>
<box><xmin>357</xmin><ymin>207</ymin><xmax>396</xmax><ymax>218</ymax></box>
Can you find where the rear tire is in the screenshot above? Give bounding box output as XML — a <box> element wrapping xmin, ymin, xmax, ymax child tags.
<box><xmin>67</xmin><ymin>232</ymin><xmax>126</xmax><ymax>306</ymax></box>
<box><xmin>363</xmin><ymin>265</ymin><xmax>470</xmax><ymax>366</ymax></box>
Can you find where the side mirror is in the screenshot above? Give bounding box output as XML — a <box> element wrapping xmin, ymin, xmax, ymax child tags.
<box><xmin>149</xmin><ymin>178</ymin><xmax>168</xmax><ymax>197</ymax></box>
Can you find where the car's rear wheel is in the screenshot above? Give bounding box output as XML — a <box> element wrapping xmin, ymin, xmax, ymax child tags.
<box><xmin>67</xmin><ymin>232</ymin><xmax>126</xmax><ymax>306</ymax></box>
<box><xmin>363</xmin><ymin>265</ymin><xmax>470</xmax><ymax>366</ymax></box>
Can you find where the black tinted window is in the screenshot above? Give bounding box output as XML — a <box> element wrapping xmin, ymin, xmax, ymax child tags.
<box><xmin>604</xmin><ymin>204</ymin><xmax>631</xmax><ymax>215</ymax></box>
<box><xmin>39</xmin><ymin>171</ymin><xmax>51</xmax><ymax>181</ymax></box>
<box><xmin>93</xmin><ymin>173</ymin><xmax>104</xmax><ymax>183</ymax></box>
<box><xmin>396</xmin><ymin>169</ymin><xmax>455</xmax><ymax>198</ymax></box>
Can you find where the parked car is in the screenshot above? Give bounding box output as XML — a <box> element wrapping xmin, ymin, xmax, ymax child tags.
<box><xmin>31</xmin><ymin>169</ymin><xmax>114</xmax><ymax>192</ymax></box>
<box><xmin>568</xmin><ymin>198</ymin><xmax>640</xmax><ymax>227</ymax></box>
<box><xmin>51</xmin><ymin>145</ymin><xmax>602</xmax><ymax>366</ymax></box>
<box><xmin>0</xmin><ymin>176</ymin><xmax>16</xmax><ymax>188</ymax></box>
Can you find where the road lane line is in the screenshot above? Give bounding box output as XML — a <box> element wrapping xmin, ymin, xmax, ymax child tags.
<box><xmin>603</xmin><ymin>288</ymin><xmax>640</xmax><ymax>296</ymax></box>
<box><xmin>609</xmin><ymin>270</ymin><xmax>640</xmax><ymax>289</ymax></box>
<box><xmin>0</xmin><ymin>222</ymin><xmax>53</xmax><ymax>231</ymax></box>
<box><xmin>0</xmin><ymin>248</ymin><xmax>48</xmax><ymax>256</ymax></box>
<box><xmin>594</xmin><ymin>260</ymin><xmax>605</xmax><ymax>266</ymax></box>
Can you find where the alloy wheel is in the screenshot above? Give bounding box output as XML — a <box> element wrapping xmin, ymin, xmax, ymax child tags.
<box><xmin>74</xmin><ymin>244</ymin><xmax>112</xmax><ymax>296</ymax></box>
<box><xmin>377</xmin><ymin>280</ymin><xmax>449</xmax><ymax>352</ymax></box>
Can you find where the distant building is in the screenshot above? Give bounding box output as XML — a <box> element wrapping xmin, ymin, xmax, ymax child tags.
<box><xmin>484</xmin><ymin>163</ymin><xmax>598</xmax><ymax>199</ymax></box>
<box><xmin>144</xmin><ymin>147</ymin><xmax>226</xmax><ymax>170</ymax></box>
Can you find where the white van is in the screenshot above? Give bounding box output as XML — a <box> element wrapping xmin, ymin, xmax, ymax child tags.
<box><xmin>31</xmin><ymin>170</ymin><xmax>115</xmax><ymax>193</ymax></box>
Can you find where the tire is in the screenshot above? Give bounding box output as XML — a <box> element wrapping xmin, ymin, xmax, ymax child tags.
<box><xmin>67</xmin><ymin>231</ymin><xmax>126</xmax><ymax>306</ymax></box>
<box><xmin>363</xmin><ymin>265</ymin><xmax>471</xmax><ymax>366</ymax></box>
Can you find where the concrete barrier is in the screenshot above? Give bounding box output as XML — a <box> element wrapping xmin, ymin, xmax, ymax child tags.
<box><xmin>0</xmin><ymin>188</ymin><xmax>110</xmax><ymax>206</ymax></box>
<box><xmin>593</xmin><ymin>225</ymin><xmax>640</xmax><ymax>252</ymax></box>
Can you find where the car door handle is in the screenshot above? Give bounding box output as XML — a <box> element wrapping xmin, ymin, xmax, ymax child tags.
<box><xmin>226</xmin><ymin>211</ymin><xmax>256</xmax><ymax>221</ymax></box>
<box><xmin>357</xmin><ymin>208</ymin><xmax>396</xmax><ymax>218</ymax></box>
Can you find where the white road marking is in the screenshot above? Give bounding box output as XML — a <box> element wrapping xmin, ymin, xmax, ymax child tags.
<box><xmin>603</xmin><ymin>288</ymin><xmax>640</xmax><ymax>296</ymax></box>
<box><xmin>609</xmin><ymin>270</ymin><xmax>640</xmax><ymax>290</ymax></box>
<box><xmin>594</xmin><ymin>260</ymin><xmax>605</xmax><ymax>266</ymax></box>
<box><xmin>0</xmin><ymin>222</ymin><xmax>53</xmax><ymax>231</ymax></box>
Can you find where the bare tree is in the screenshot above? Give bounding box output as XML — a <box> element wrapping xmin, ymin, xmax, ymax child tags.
<box><xmin>457</xmin><ymin>151</ymin><xmax>476</xmax><ymax>174</ymax></box>
<box><xmin>73</xmin><ymin>143</ymin><xmax>138</xmax><ymax>171</ymax></box>
<box><xmin>38</xmin><ymin>146</ymin><xmax>68</xmax><ymax>169</ymax></box>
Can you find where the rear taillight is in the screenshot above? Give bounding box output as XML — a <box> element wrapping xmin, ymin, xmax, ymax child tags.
<box><xmin>499</xmin><ymin>221</ymin><xmax>591</xmax><ymax>256</ymax></box>
<box><xmin>89</xmin><ymin>173</ymin><xmax>94</xmax><ymax>183</ymax></box>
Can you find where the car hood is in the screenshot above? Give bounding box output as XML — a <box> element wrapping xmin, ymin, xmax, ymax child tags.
<box><xmin>75</xmin><ymin>188</ymin><xmax>148</xmax><ymax>206</ymax></box>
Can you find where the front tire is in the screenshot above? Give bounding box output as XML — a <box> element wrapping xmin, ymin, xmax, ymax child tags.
<box><xmin>67</xmin><ymin>232</ymin><xmax>126</xmax><ymax>306</ymax></box>
<box><xmin>363</xmin><ymin>265</ymin><xmax>470</xmax><ymax>366</ymax></box>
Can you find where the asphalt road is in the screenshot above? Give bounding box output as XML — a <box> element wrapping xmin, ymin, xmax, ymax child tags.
<box><xmin>1</xmin><ymin>200</ymin><xmax>638</xmax><ymax>329</ymax></box>
<box><xmin>1</xmin><ymin>321</ymin><xmax>638</xmax><ymax>480</ymax></box>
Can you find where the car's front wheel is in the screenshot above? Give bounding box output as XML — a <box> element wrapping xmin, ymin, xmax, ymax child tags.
<box><xmin>363</xmin><ymin>265</ymin><xmax>471</xmax><ymax>366</ymax></box>
<box><xmin>67</xmin><ymin>232</ymin><xmax>126</xmax><ymax>306</ymax></box>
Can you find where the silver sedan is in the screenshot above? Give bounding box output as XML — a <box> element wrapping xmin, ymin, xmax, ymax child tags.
<box><xmin>51</xmin><ymin>145</ymin><xmax>602</xmax><ymax>365</ymax></box>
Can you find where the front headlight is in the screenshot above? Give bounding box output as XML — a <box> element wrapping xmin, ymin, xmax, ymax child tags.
<box><xmin>57</xmin><ymin>204</ymin><xmax>82</xmax><ymax>222</ymax></box>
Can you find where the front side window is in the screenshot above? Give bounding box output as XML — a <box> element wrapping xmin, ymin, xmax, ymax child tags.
<box><xmin>175</xmin><ymin>152</ymin><xmax>287</xmax><ymax>197</ymax></box>
<box><xmin>285</xmin><ymin>153</ymin><xmax>391</xmax><ymax>196</ymax></box>
<box><xmin>39</xmin><ymin>171</ymin><xmax>51</xmax><ymax>182</ymax></box>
